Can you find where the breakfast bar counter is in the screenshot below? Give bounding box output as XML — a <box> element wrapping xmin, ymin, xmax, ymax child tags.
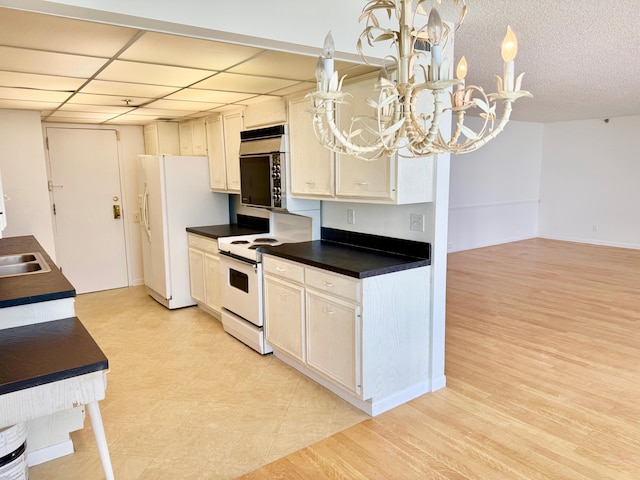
<box><xmin>0</xmin><ymin>317</ymin><xmax>113</xmax><ymax>479</ymax></box>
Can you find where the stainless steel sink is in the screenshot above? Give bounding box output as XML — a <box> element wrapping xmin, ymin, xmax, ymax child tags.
<box><xmin>0</xmin><ymin>254</ymin><xmax>37</xmax><ymax>265</ymax></box>
<box><xmin>0</xmin><ymin>252</ymin><xmax>51</xmax><ymax>278</ymax></box>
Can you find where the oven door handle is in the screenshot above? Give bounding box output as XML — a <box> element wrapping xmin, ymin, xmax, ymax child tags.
<box><xmin>219</xmin><ymin>250</ymin><xmax>259</xmax><ymax>268</ymax></box>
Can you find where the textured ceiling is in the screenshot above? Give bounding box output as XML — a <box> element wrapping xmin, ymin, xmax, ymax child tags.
<box><xmin>451</xmin><ymin>0</ymin><xmax>640</xmax><ymax>122</ymax></box>
<box><xmin>0</xmin><ymin>2</ymin><xmax>638</xmax><ymax>124</ymax></box>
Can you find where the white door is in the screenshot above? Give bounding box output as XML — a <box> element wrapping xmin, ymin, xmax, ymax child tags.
<box><xmin>46</xmin><ymin>127</ymin><xmax>128</xmax><ymax>294</ymax></box>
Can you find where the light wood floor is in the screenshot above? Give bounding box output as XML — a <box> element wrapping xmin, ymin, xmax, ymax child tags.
<box><xmin>242</xmin><ymin>238</ymin><xmax>640</xmax><ymax>479</ymax></box>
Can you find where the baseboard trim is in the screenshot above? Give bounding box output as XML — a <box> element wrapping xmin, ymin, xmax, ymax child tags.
<box><xmin>27</xmin><ymin>439</ymin><xmax>74</xmax><ymax>467</ymax></box>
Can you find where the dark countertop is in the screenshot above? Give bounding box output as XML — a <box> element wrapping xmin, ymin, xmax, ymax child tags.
<box><xmin>263</xmin><ymin>240</ymin><xmax>430</xmax><ymax>279</ymax></box>
<box><xmin>186</xmin><ymin>224</ymin><xmax>269</xmax><ymax>240</ymax></box>
<box><xmin>0</xmin><ymin>236</ymin><xmax>75</xmax><ymax>309</ymax></box>
<box><xmin>0</xmin><ymin>317</ymin><xmax>108</xmax><ymax>395</ymax></box>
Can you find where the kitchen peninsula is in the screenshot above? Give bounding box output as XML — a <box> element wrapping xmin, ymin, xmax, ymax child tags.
<box><xmin>0</xmin><ymin>235</ymin><xmax>113</xmax><ymax>478</ymax></box>
<box><xmin>262</xmin><ymin>228</ymin><xmax>432</xmax><ymax>416</ymax></box>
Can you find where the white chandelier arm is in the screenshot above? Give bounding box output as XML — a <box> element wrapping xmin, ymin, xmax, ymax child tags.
<box><xmin>312</xmin><ymin>96</ymin><xmax>390</xmax><ymax>158</ymax></box>
<box><xmin>372</xmin><ymin>82</ymin><xmax>405</xmax><ymax>152</ymax></box>
<box><xmin>448</xmin><ymin>101</ymin><xmax>513</xmax><ymax>154</ymax></box>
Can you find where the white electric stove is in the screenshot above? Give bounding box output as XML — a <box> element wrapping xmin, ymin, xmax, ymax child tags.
<box><xmin>217</xmin><ymin>213</ymin><xmax>313</xmax><ymax>354</ymax></box>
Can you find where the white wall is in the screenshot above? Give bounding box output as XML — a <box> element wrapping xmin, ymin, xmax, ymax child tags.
<box><xmin>0</xmin><ymin>110</ymin><xmax>56</xmax><ymax>256</ymax></box>
<box><xmin>538</xmin><ymin>115</ymin><xmax>640</xmax><ymax>249</ymax></box>
<box><xmin>448</xmin><ymin>118</ymin><xmax>543</xmax><ymax>252</ymax></box>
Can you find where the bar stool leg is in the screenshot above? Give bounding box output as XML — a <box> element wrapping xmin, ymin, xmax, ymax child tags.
<box><xmin>86</xmin><ymin>402</ymin><xmax>114</xmax><ymax>480</ymax></box>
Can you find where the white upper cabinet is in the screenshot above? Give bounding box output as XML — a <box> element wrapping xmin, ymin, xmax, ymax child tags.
<box><xmin>205</xmin><ymin>110</ymin><xmax>244</xmax><ymax>193</ymax></box>
<box><xmin>179</xmin><ymin>118</ymin><xmax>207</xmax><ymax>156</ymax></box>
<box><xmin>243</xmin><ymin>98</ymin><xmax>287</xmax><ymax>129</ymax></box>
<box><xmin>288</xmin><ymin>95</ymin><xmax>334</xmax><ymax>198</ymax></box>
<box><xmin>143</xmin><ymin>121</ymin><xmax>180</xmax><ymax>155</ymax></box>
<box><xmin>288</xmin><ymin>75</ymin><xmax>434</xmax><ymax>204</ymax></box>
<box><xmin>223</xmin><ymin>111</ymin><xmax>243</xmax><ymax>193</ymax></box>
<box><xmin>205</xmin><ymin>116</ymin><xmax>227</xmax><ymax>191</ymax></box>
<box><xmin>336</xmin><ymin>77</ymin><xmax>394</xmax><ymax>201</ymax></box>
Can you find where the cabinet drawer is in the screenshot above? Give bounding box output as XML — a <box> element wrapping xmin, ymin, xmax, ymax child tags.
<box><xmin>263</xmin><ymin>256</ymin><xmax>304</xmax><ymax>284</ymax></box>
<box><xmin>187</xmin><ymin>234</ymin><xmax>219</xmax><ymax>254</ymax></box>
<box><xmin>305</xmin><ymin>267</ymin><xmax>361</xmax><ymax>303</ymax></box>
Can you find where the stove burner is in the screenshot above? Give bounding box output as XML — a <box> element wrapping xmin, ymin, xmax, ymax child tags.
<box><xmin>230</xmin><ymin>240</ymin><xmax>250</xmax><ymax>244</ymax></box>
<box><xmin>248</xmin><ymin>245</ymin><xmax>260</xmax><ymax>250</ymax></box>
<box><xmin>253</xmin><ymin>237</ymin><xmax>279</xmax><ymax>243</ymax></box>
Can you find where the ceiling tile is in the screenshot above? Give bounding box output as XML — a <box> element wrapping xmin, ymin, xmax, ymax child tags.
<box><xmin>120</xmin><ymin>32</ymin><xmax>262</xmax><ymax>70</ymax></box>
<box><xmin>229</xmin><ymin>51</ymin><xmax>320</xmax><ymax>81</ymax></box>
<box><xmin>166</xmin><ymin>88</ymin><xmax>253</xmax><ymax>104</ymax></box>
<box><xmin>104</xmin><ymin>113</ymin><xmax>170</xmax><ymax>124</ymax></box>
<box><xmin>96</xmin><ymin>60</ymin><xmax>215</xmax><ymax>87</ymax></box>
<box><xmin>57</xmin><ymin>103</ymin><xmax>136</xmax><ymax>114</ymax></box>
<box><xmin>0</xmin><ymin>7</ymin><xmax>139</xmax><ymax>57</ymax></box>
<box><xmin>193</xmin><ymin>73</ymin><xmax>299</xmax><ymax>94</ymax></box>
<box><xmin>80</xmin><ymin>80</ymin><xmax>179</xmax><ymax>98</ymax></box>
<box><xmin>144</xmin><ymin>98</ymin><xmax>221</xmax><ymax>112</ymax></box>
<box><xmin>131</xmin><ymin>107</ymin><xmax>198</xmax><ymax>118</ymax></box>
<box><xmin>47</xmin><ymin>111</ymin><xmax>122</xmax><ymax>122</ymax></box>
<box><xmin>270</xmin><ymin>81</ymin><xmax>316</xmax><ymax>97</ymax></box>
<box><xmin>240</xmin><ymin>95</ymin><xmax>283</xmax><ymax>106</ymax></box>
<box><xmin>0</xmin><ymin>71</ymin><xmax>84</xmax><ymax>91</ymax></box>
<box><xmin>0</xmin><ymin>46</ymin><xmax>109</xmax><ymax>77</ymax></box>
<box><xmin>0</xmin><ymin>99</ymin><xmax>60</xmax><ymax>110</ymax></box>
<box><xmin>68</xmin><ymin>93</ymin><xmax>151</xmax><ymax>107</ymax></box>
<box><xmin>0</xmin><ymin>86</ymin><xmax>71</xmax><ymax>103</ymax></box>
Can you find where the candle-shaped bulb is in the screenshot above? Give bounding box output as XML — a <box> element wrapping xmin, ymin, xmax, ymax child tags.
<box><xmin>315</xmin><ymin>56</ymin><xmax>324</xmax><ymax>83</ymax></box>
<box><xmin>323</xmin><ymin>31</ymin><xmax>335</xmax><ymax>59</ymax></box>
<box><xmin>427</xmin><ymin>8</ymin><xmax>443</xmax><ymax>45</ymax></box>
<box><xmin>456</xmin><ymin>56</ymin><xmax>467</xmax><ymax>80</ymax></box>
<box><xmin>501</xmin><ymin>26</ymin><xmax>518</xmax><ymax>62</ymax></box>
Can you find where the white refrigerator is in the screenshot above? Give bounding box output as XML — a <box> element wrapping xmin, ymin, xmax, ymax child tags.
<box><xmin>138</xmin><ymin>155</ymin><xmax>228</xmax><ymax>309</ymax></box>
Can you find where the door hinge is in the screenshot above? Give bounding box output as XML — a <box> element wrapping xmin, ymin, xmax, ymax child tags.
<box><xmin>53</xmin><ymin>203</ymin><xmax>56</xmax><ymax>215</ymax></box>
<box><xmin>115</xmin><ymin>130</ymin><xmax>120</xmax><ymax>141</ymax></box>
<box><xmin>46</xmin><ymin>137</ymin><xmax>49</xmax><ymax>150</ymax></box>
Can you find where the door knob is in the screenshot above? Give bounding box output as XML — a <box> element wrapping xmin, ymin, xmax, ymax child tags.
<box><xmin>113</xmin><ymin>204</ymin><xmax>121</xmax><ymax>219</ymax></box>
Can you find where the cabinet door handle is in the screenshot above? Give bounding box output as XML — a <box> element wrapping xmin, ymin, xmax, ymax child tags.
<box><xmin>323</xmin><ymin>307</ymin><xmax>335</xmax><ymax>315</ymax></box>
<box><xmin>355</xmin><ymin>181</ymin><xmax>368</xmax><ymax>186</ymax></box>
<box><xmin>279</xmin><ymin>293</ymin><xmax>288</xmax><ymax>299</ymax></box>
<box><xmin>276</xmin><ymin>267</ymin><xmax>286</xmax><ymax>272</ymax></box>
<box><xmin>323</xmin><ymin>281</ymin><xmax>334</xmax><ymax>288</ymax></box>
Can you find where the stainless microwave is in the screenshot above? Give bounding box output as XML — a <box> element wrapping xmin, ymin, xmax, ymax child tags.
<box><xmin>239</xmin><ymin>125</ymin><xmax>287</xmax><ymax>210</ymax></box>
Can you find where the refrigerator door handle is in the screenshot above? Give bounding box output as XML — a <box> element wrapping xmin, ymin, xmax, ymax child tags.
<box><xmin>142</xmin><ymin>183</ymin><xmax>151</xmax><ymax>241</ymax></box>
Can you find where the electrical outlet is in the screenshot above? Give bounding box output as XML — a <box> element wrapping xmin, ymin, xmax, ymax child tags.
<box><xmin>592</xmin><ymin>224</ymin><xmax>598</xmax><ymax>232</ymax></box>
<box><xmin>410</xmin><ymin>213</ymin><xmax>424</xmax><ymax>232</ymax></box>
<box><xmin>347</xmin><ymin>209</ymin><xmax>355</xmax><ymax>225</ymax></box>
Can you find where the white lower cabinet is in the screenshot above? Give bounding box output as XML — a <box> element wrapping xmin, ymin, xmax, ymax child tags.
<box><xmin>264</xmin><ymin>276</ymin><xmax>305</xmax><ymax>362</ymax></box>
<box><xmin>306</xmin><ymin>290</ymin><xmax>361</xmax><ymax>396</ymax></box>
<box><xmin>188</xmin><ymin>246</ymin><xmax>205</xmax><ymax>304</ymax></box>
<box><xmin>263</xmin><ymin>254</ymin><xmax>431</xmax><ymax>416</ymax></box>
<box><xmin>187</xmin><ymin>233</ymin><xmax>222</xmax><ymax>317</ymax></box>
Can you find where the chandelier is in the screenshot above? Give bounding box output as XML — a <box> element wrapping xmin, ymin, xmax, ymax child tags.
<box><xmin>310</xmin><ymin>0</ymin><xmax>532</xmax><ymax>159</ymax></box>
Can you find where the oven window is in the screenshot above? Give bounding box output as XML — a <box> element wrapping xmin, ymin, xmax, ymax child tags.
<box><xmin>229</xmin><ymin>268</ymin><xmax>249</xmax><ymax>293</ymax></box>
<box><xmin>240</xmin><ymin>155</ymin><xmax>271</xmax><ymax>207</ymax></box>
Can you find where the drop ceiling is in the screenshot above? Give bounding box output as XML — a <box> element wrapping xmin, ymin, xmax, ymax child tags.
<box><xmin>1</xmin><ymin>2</ymin><xmax>640</xmax><ymax>125</ymax></box>
<box><xmin>0</xmin><ymin>7</ymin><xmax>375</xmax><ymax>125</ymax></box>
